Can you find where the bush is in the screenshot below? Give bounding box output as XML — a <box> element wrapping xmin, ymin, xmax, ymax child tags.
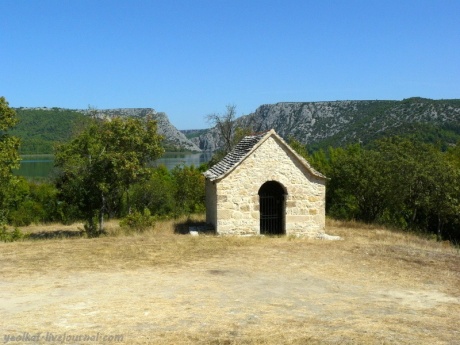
<box><xmin>171</xmin><ymin>165</ymin><xmax>205</xmax><ymax>215</ymax></box>
<box><xmin>0</xmin><ymin>225</ymin><xmax>26</xmax><ymax>242</ymax></box>
<box><xmin>129</xmin><ymin>166</ymin><xmax>176</xmax><ymax>218</ymax></box>
<box><xmin>9</xmin><ymin>200</ymin><xmax>45</xmax><ymax>226</ymax></box>
<box><xmin>128</xmin><ymin>165</ymin><xmax>206</xmax><ymax>219</ymax></box>
<box><xmin>120</xmin><ymin>208</ymin><xmax>156</xmax><ymax>233</ymax></box>
<box><xmin>83</xmin><ymin>216</ymin><xmax>103</xmax><ymax>238</ymax></box>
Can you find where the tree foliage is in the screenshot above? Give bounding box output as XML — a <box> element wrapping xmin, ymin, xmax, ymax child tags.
<box><xmin>54</xmin><ymin>116</ymin><xmax>164</xmax><ymax>236</ymax></box>
<box><xmin>7</xmin><ymin>178</ymin><xmax>61</xmax><ymax>226</ymax></box>
<box><xmin>171</xmin><ymin>164</ymin><xmax>206</xmax><ymax>215</ymax></box>
<box><xmin>128</xmin><ymin>164</ymin><xmax>206</xmax><ymax>218</ymax></box>
<box><xmin>0</xmin><ymin>97</ymin><xmax>21</xmax><ymax>223</ymax></box>
<box><xmin>293</xmin><ymin>137</ymin><xmax>460</xmax><ymax>242</ymax></box>
<box><xmin>129</xmin><ymin>165</ymin><xmax>176</xmax><ymax>217</ymax></box>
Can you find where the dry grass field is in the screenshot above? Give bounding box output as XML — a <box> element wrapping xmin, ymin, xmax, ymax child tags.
<box><xmin>1</xmin><ymin>217</ymin><xmax>459</xmax><ymax>344</ymax></box>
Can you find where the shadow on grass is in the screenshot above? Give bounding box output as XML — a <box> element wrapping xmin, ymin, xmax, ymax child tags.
<box><xmin>28</xmin><ymin>229</ymin><xmax>85</xmax><ymax>240</ymax></box>
<box><xmin>174</xmin><ymin>219</ymin><xmax>215</xmax><ymax>235</ymax></box>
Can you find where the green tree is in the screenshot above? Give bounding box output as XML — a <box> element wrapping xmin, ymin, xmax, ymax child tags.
<box><xmin>288</xmin><ymin>138</ymin><xmax>310</xmax><ymax>160</ymax></box>
<box><xmin>327</xmin><ymin>144</ymin><xmax>388</xmax><ymax>222</ymax></box>
<box><xmin>55</xmin><ymin>116</ymin><xmax>164</xmax><ymax>236</ymax></box>
<box><xmin>448</xmin><ymin>141</ymin><xmax>460</xmax><ymax>173</ymax></box>
<box><xmin>172</xmin><ymin>164</ymin><xmax>205</xmax><ymax>215</ymax></box>
<box><xmin>0</xmin><ymin>97</ymin><xmax>21</xmax><ymax>224</ymax></box>
<box><xmin>7</xmin><ymin>179</ymin><xmax>62</xmax><ymax>226</ymax></box>
<box><xmin>377</xmin><ymin>137</ymin><xmax>460</xmax><ymax>238</ymax></box>
<box><xmin>291</xmin><ymin>133</ymin><xmax>460</xmax><ymax>241</ymax></box>
<box><xmin>129</xmin><ymin>165</ymin><xmax>176</xmax><ymax>218</ymax></box>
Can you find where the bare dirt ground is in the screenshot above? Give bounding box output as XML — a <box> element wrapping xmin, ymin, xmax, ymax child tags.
<box><xmin>1</xmin><ymin>219</ymin><xmax>459</xmax><ymax>344</ymax></box>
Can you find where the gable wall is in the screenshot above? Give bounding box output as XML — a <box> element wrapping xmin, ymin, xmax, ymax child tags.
<box><xmin>209</xmin><ymin>136</ymin><xmax>325</xmax><ymax>236</ymax></box>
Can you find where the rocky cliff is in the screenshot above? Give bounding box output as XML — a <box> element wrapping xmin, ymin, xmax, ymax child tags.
<box><xmin>93</xmin><ymin>108</ymin><xmax>201</xmax><ymax>152</ymax></box>
<box><xmin>192</xmin><ymin>98</ymin><xmax>460</xmax><ymax>151</ymax></box>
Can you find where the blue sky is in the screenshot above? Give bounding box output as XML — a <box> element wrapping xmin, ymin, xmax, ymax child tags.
<box><xmin>1</xmin><ymin>0</ymin><xmax>459</xmax><ymax>129</ymax></box>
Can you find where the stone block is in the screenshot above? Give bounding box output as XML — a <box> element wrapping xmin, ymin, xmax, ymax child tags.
<box><xmin>218</xmin><ymin>195</ymin><xmax>228</xmax><ymax>202</ymax></box>
<box><xmin>218</xmin><ymin>209</ymin><xmax>233</xmax><ymax>219</ymax></box>
<box><xmin>232</xmin><ymin>211</ymin><xmax>243</xmax><ymax>219</ymax></box>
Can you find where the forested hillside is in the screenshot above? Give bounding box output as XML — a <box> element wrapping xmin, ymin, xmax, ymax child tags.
<box><xmin>12</xmin><ymin>108</ymin><xmax>88</xmax><ymax>154</ymax></box>
<box><xmin>11</xmin><ymin>107</ymin><xmax>200</xmax><ymax>154</ymax></box>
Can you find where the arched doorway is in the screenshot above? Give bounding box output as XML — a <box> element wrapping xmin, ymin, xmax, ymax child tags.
<box><xmin>258</xmin><ymin>181</ymin><xmax>285</xmax><ymax>235</ymax></box>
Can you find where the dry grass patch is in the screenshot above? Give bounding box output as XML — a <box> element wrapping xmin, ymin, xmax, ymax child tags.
<box><xmin>1</xmin><ymin>217</ymin><xmax>459</xmax><ymax>344</ymax></box>
<box><xmin>1</xmin><ymin>215</ymin><xmax>262</xmax><ymax>276</ymax></box>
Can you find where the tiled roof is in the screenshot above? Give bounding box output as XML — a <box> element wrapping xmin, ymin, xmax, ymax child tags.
<box><xmin>203</xmin><ymin>131</ymin><xmax>268</xmax><ymax>181</ymax></box>
<box><xmin>203</xmin><ymin>129</ymin><xmax>326</xmax><ymax>181</ymax></box>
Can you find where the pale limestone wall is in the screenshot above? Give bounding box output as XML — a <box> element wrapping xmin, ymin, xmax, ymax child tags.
<box><xmin>206</xmin><ymin>136</ymin><xmax>326</xmax><ymax>237</ymax></box>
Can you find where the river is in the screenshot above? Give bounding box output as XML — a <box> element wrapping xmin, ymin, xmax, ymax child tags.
<box><xmin>16</xmin><ymin>152</ymin><xmax>213</xmax><ymax>179</ymax></box>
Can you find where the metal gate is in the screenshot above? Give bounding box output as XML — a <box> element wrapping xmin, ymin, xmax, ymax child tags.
<box><xmin>259</xmin><ymin>181</ymin><xmax>285</xmax><ymax>235</ymax></box>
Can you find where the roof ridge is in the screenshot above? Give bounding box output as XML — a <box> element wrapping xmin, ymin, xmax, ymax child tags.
<box><xmin>248</xmin><ymin>129</ymin><xmax>271</xmax><ymax>136</ymax></box>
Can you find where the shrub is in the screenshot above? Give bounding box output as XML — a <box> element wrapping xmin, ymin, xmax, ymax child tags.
<box><xmin>120</xmin><ymin>208</ymin><xmax>156</xmax><ymax>233</ymax></box>
<box><xmin>0</xmin><ymin>225</ymin><xmax>26</xmax><ymax>242</ymax></box>
<box><xmin>83</xmin><ymin>216</ymin><xmax>102</xmax><ymax>238</ymax></box>
<box><xmin>9</xmin><ymin>200</ymin><xmax>45</xmax><ymax>226</ymax></box>
<box><xmin>129</xmin><ymin>166</ymin><xmax>176</xmax><ymax>218</ymax></box>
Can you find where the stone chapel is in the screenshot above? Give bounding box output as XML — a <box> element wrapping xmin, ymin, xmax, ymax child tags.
<box><xmin>203</xmin><ymin>129</ymin><xmax>326</xmax><ymax>236</ymax></box>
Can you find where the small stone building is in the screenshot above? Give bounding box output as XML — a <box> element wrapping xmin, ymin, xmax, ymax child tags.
<box><xmin>203</xmin><ymin>129</ymin><xmax>326</xmax><ymax>237</ymax></box>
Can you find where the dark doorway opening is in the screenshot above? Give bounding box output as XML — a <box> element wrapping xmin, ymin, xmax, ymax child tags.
<box><xmin>258</xmin><ymin>181</ymin><xmax>285</xmax><ymax>235</ymax></box>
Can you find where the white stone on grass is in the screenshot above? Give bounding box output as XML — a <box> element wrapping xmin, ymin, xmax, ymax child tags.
<box><xmin>317</xmin><ymin>233</ymin><xmax>343</xmax><ymax>241</ymax></box>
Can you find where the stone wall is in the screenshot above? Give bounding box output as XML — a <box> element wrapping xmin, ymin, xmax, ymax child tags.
<box><xmin>206</xmin><ymin>136</ymin><xmax>325</xmax><ymax>237</ymax></box>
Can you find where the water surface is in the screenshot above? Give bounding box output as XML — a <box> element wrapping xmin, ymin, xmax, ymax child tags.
<box><xmin>16</xmin><ymin>152</ymin><xmax>213</xmax><ymax>179</ymax></box>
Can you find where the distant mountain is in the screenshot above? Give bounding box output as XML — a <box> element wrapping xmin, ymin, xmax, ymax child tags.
<box><xmin>191</xmin><ymin>98</ymin><xmax>460</xmax><ymax>151</ymax></box>
<box><xmin>90</xmin><ymin>108</ymin><xmax>201</xmax><ymax>152</ymax></box>
<box><xmin>12</xmin><ymin>107</ymin><xmax>201</xmax><ymax>154</ymax></box>
<box><xmin>12</xmin><ymin>98</ymin><xmax>460</xmax><ymax>155</ymax></box>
